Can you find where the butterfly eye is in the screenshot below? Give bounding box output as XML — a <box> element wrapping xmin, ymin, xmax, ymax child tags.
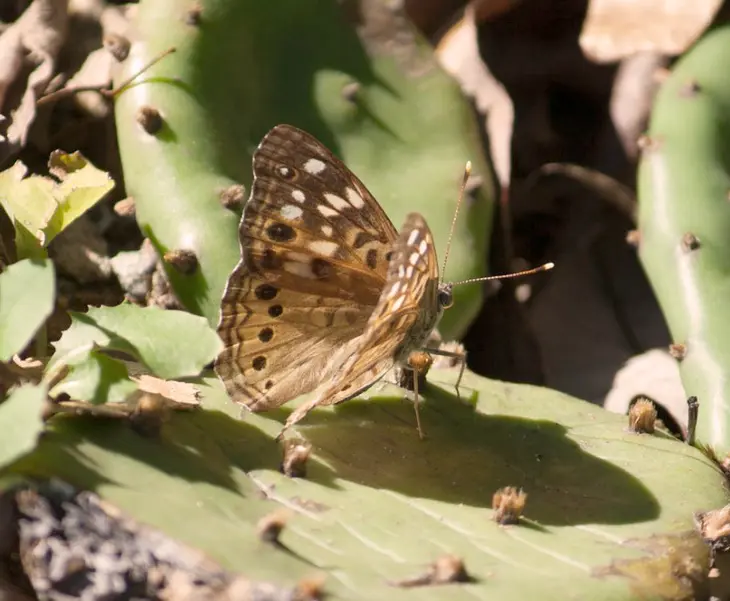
<box><xmin>438</xmin><ymin>289</ymin><xmax>453</xmax><ymax>309</ymax></box>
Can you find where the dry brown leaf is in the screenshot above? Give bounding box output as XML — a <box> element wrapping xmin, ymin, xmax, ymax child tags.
<box><xmin>0</xmin><ymin>355</ymin><xmax>44</xmax><ymax>399</ymax></box>
<box><xmin>0</xmin><ymin>0</ymin><xmax>69</xmax><ymax>161</ymax></box>
<box><xmin>60</xmin><ymin>47</ymin><xmax>114</xmax><ymax>117</ymax></box>
<box><xmin>52</xmin><ymin>2</ymin><xmax>131</xmax><ymax>118</ymax></box>
<box><xmin>133</xmin><ymin>375</ymin><xmax>201</xmax><ymax>407</ymax></box>
<box><xmin>609</xmin><ymin>51</ymin><xmax>666</xmax><ymax>160</ymax></box>
<box><xmin>436</xmin><ymin>5</ymin><xmax>513</xmax><ymax>189</ymax></box>
<box><xmin>580</xmin><ymin>0</ymin><xmax>722</xmax><ymax>63</ymax></box>
<box><xmin>123</xmin><ymin>360</ymin><xmax>201</xmax><ymax>407</ymax></box>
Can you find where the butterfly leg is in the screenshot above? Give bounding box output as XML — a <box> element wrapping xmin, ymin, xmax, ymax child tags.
<box><xmin>420</xmin><ymin>347</ymin><xmax>466</xmax><ymax>401</ymax></box>
<box><xmin>404</xmin><ymin>351</ymin><xmax>433</xmax><ymax>440</ymax></box>
<box><xmin>275</xmin><ymin>398</ymin><xmax>319</xmax><ymax>441</ymax></box>
<box><xmin>412</xmin><ymin>366</ymin><xmax>424</xmax><ymax>440</ymax></box>
<box><xmin>395</xmin><ymin>364</ymin><xmax>425</xmax><ymax>440</ymax></box>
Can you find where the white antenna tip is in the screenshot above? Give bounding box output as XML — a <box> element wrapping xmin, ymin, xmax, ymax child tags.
<box><xmin>465</xmin><ymin>160</ymin><xmax>472</xmax><ymax>174</ymax></box>
<box><xmin>543</xmin><ymin>262</ymin><xmax>555</xmax><ymax>270</ymax></box>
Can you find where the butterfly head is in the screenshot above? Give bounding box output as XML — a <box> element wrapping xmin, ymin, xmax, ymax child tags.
<box><xmin>437</xmin><ymin>282</ymin><xmax>454</xmax><ymax>310</ymax></box>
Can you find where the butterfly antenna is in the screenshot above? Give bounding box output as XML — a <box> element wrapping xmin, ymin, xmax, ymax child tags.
<box><xmin>441</xmin><ymin>161</ymin><xmax>472</xmax><ymax>284</ymax></box>
<box><xmin>450</xmin><ymin>262</ymin><xmax>555</xmax><ymax>287</ymax></box>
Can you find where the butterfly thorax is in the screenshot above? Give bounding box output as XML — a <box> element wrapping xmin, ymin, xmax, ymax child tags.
<box><xmin>393</xmin><ymin>279</ymin><xmax>448</xmax><ymax>363</ymax></box>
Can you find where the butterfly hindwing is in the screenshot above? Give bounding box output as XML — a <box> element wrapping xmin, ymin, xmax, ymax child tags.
<box><xmin>217</xmin><ymin>272</ymin><xmax>372</xmax><ymax>410</ymax></box>
<box><xmin>281</xmin><ymin>213</ymin><xmax>442</xmax><ymax>431</ymax></box>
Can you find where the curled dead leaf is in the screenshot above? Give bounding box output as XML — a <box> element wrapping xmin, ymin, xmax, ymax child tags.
<box><xmin>580</xmin><ymin>0</ymin><xmax>722</xmax><ymax>63</ymax></box>
<box><xmin>436</xmin><ymin>5</ymin><xmax>513</xmax><ymax>190</ymax></box>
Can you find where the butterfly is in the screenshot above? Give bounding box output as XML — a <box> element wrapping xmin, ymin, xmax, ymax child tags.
<box><xmin>214</xmin><ymin>124</ymin><xmax>552</xmax><ymax>439</ymax></box>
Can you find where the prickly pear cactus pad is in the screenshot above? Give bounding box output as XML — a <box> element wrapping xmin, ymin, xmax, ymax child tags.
<box><xmin>637</xmin><ymin>24</ymin><xmax>730</xmax><ymax>455</ymax></box>
<box><xmin>6</xmin><ymin>368</ymin><xmax>726</xmax><ymax>600</ymax></box>
<box><xmin>113</xmin><ymin>0</ymin><xmax>492</xmax><ymax>338</ymax></box>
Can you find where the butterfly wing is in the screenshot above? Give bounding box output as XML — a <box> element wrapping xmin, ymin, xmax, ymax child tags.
<box><xmin>281</xmin><ymin>212</ymin><xmax>441</xmax><ymax>432</ymax></box>
<box><xmin>216</xmin><ymin>125</ymin><xmax>398</xmax><ymax>411</ymax></box>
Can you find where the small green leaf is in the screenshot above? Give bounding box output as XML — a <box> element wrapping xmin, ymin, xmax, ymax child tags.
<box><xmin>0</xmin><ymin>162</ymin><xmax>56</xmax><ymax>246</ymax></box>
<box><xmin>50</xmin><ymin>304</ymin><xmax>222</xmax><ymax>380</ymax></box>
<box><xmin>0</xmin><ymin>152</ymin><xmax>114</xmax><ymax>249</ymax></box>
<box><xmin>44</xmin><ymin>151</ymin><xmax>115</xmax><ymax>244</ymax></box>
<box><xmin>0</xmin><ymin>258</ymin><xmax>55</xmax><ymax>361</ymax></box>
<box><xmin>0</xmin><ymin>384</ymin><xmax>46</xmax><ymax>471</ymax></box>
<box><xmin>12</xmin><ymin>221</ymin><xmax>47</xmax><ymax>261</ymax></box>
<box><xmin>51</xmin><ymin>350</ymin><xmax>138</xmax><ymax>405</ymax></box>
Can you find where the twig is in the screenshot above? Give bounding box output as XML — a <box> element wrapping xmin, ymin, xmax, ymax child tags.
<box><xmin>37</xmin><ymin>84</ymin><xmax>110</xmax><ymax>106</ymax></box>
<box><xmin>110</xmin><ymin>46</ymin><xmax>176</xmax><ymax>96</ymax></box>
<box><xmin>36</xmin><ymin>47</ymin><xmax>177</xmax><ymax>107</ymax></box>
<box><xmin>686</xmin><ymin>396</ymin><xmax>699</xmax><ymax>446</ymax></box>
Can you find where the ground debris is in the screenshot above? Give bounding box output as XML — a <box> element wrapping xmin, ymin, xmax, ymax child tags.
<box><xmin>389</xmin><ymin>555</ymin><xmax>474</xmax><ymax>588</ymax></box>
<box><xmin>492</xmin><ymin>486</ymin><xmax>527</xmax><ymax>525</ymax></box>
<box><xmin>1</xmin><ymin>480</ymin><xmax>325</xmax><ymax>601</ymax></box>
<box><xmin>0</xmin><ymin>0</ymin><xmax>69</xmax><ymax>161</ymax></box>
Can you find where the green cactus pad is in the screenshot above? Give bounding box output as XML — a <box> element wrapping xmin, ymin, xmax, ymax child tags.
<box><xmin>6</xmin><ymin>368</ymin><xmax>725</xmax><ymax>599</ymax></box>
<box><xmin>637</xmin><ymin>23</ymin><xmax>730</xmax><ymax>455</ymax></box>
<box><xmin>114</xmin><ymin>0</ymin><xmax>492</xmax><ymax>338</ymax></box>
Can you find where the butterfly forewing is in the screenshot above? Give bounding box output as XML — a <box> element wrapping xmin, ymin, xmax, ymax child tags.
<box><xmin>215</xmin><ymin>125</ymin><xmax>399</xmax><ymax>411</ymax></box>
<box><xmin>251</xmin><ymin>125</ymin><xmax>397</xmax><ymax>280</ymax></box>
<box><xmin>282</xmin><ymin>213</ymin><xmax>442</xmax><ymax>431</ymax></box>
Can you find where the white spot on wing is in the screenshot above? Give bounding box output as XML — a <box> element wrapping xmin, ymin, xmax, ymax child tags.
<box><xmin>398</xmin><ymin>265</ymin><xmax>405</xmax><ymax>278</ymax></box>
<box><xmin>278</xmin><ymin>166</ymin><xmax>292</xmax><ymax>177</ymax></box>
<box><xmin>391</xmin><ymin>295</ymin><xmax>405</xmax><ymax>311</ymax></box>
<box><xmin>388</xmin><ymin>282</ymin><xmax>401</xmax><ymax>299</ymax></box>
<box><xmin>346</xmin><ymin>187</ymin><xmax>365</xmax><ymax>208</ymax></box>
<box><xmin>283</xmin><ymin>262</ymin><xmax>316</xmax><ymax>279</ymax></box>
<box><xmin>318</xmin><ymin>205</ymin><xmax>338</xmax><ymax>218</ymax></box>
<box><xmin>309</xmin><ymin>240</ymin><xmax>339</xmax><ymax>256</ymax></box>
<box><xmin>324</xmin><ymin>193</ymin><xmax>350</xmax><ymax>211</ymax></box>
<box><xmin>407</xmin><ymin>229</ymin><xmax>419</xmax><ymax>245</ymax></box>
<box><xmin>287</xmin><ymin>251</ymin><xmax>311</xmax><ymax>263</ymax></box>
<box><xmin>304</xmin><ymin>158</ymin><xmax>326</xmax><ymax>175</ymax></box>
<box><xmin>405</xmin><ymin>265</ymin><xmax>413</xmax><ymax>278</ymax></box>
<box><xmin>419</xmin><ymin>239</ymin><xmax>428</xmax><ymax>254</ymax></box>
<box><xmin>321</xmin><ymin>225</ymin><xmax>333</xmax><ymax>237</ymax></box>
<box><xmin>281</xmin><ymin>205</ymin><xmax>303</xmax><ymax>220</ymax></box>
<box><xmin>291</xmin><ymin>190</ymin><xmax>306</xmax><ymax>203</ymax></box>
<box><xmin>409</xmin><ymin>252</ymin><xmax>420</xmax><ymax>265</ymax></box>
